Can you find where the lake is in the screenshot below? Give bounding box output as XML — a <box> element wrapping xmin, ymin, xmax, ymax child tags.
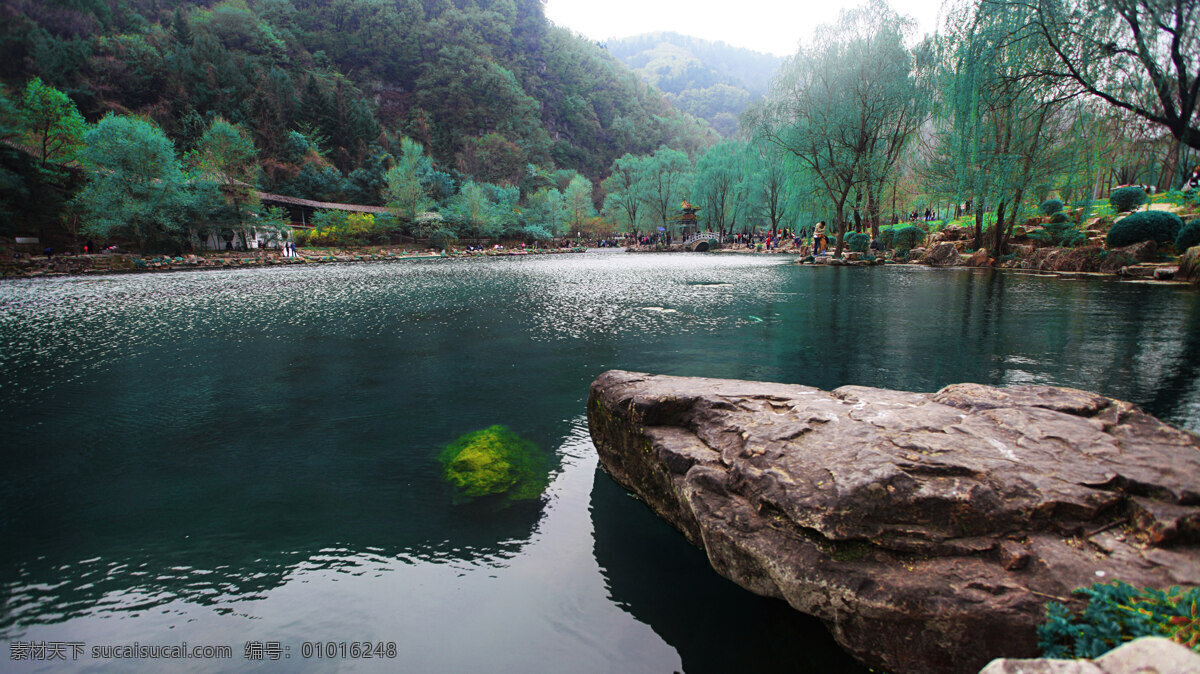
<box><xmin>2</xmin><ymin>250</ymin><xmax>1197</xmax><ymax>672</ymax></box>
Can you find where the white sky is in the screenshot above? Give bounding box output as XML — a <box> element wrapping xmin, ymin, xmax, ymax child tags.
<box><xmin>543</xmin><ymin>0</ymin><xmax>946</xmax><ymax>57</ymax></box>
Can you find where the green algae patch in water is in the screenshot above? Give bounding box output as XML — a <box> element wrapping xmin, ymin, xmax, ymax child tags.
<box><xmin>438</xmin><ymin>426</ymin><xmax>549</xmax><ymax>503</ymax></box>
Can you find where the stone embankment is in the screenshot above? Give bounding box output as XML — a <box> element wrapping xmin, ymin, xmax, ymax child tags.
<box><xmin>587</xmin><ymin>370</ymin><xmax>1200</xmax><ymax>674</ymax></box>
<box><xmin>789</xmin><ymin>219</ymin><xmax>1200</xmax><ymax>285</ymax></box>
<box><xmin>0</xmin><ymin>247</ymin><xmax>584</xmax><ymax>279</ymax></box>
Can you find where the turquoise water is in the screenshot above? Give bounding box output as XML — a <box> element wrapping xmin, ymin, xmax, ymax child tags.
<box><xmin>1</xmin><ymin>251</ymin><xmax>1197</xmax><ymax>672</ymax></box>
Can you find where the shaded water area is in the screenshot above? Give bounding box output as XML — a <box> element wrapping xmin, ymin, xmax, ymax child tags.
<box><xmin>1</xmin><ymin>251</ymin><xmax>1198</xmax><ymax>672</ymax></box>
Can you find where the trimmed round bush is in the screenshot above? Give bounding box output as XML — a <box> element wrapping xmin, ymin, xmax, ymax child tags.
<box><xmin>1177</xmin><ymin>219</ymin><xmax>1200</xmax><ymax>252</ymax></box>
<box><xmin>878</xmin><ymin>227</ymin><xmax>895</xmax><ymax>250</ymax></box>
<box><xmin>846</xmin><ymin>231</ymin><xmax>870</xmax><ymax>253</ymax></box>
<box><xmin>892</xmin><ymin>225</ymin><xmax>924</xmax><ymax>251</ymax></box>
<box><xmin>1039</xmin><ymin>199</ymin><xmax>1064</xmax><ymax>216</ymax></box>
<box><xmin>1049</xmin><ymin>212</ymin><xmax>1069</xmax><ymax>224</ymax></box>
<box><xmin>1109</xmin><ymin>186</ymin><xmax>1148</xmax><ymax>213</ymax></box>
<box><xmin>1106</xmin><ymin>211</ymin><xmax>1184</xmax><ymax>248</ymax></box>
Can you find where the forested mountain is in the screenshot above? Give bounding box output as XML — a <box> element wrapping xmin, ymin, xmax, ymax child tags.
<box><xmin>0</xmin><ymin>0</ymin><xmax>717</xmax><ymax>201</ymax></box>
<box><xmin>605</xmin><ymin>32</ymin><xmax>783</xmax><ymax>136</ymax></box>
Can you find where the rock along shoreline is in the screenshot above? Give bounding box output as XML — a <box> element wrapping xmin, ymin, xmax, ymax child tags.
<box><xmin>587</xmin><ymin>370</ymin><xmax>1200</xmax><ymax>674</ymax></box>
<box><xmin>0</xmin><ymin>246</ymin><xmax>586</xmax><ymax>280</ymax></box>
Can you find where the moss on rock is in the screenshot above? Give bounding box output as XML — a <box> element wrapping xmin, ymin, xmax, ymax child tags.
<box><xmin>438</xmin><ymin>425</ymin><xmax>549</xmax><ymax>503</ymax></box>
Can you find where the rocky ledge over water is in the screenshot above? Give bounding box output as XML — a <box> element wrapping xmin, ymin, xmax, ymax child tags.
<box><xmin>586</xmin><ymin>370</ymin><xmax>1200</xmax><ymax>674</ymax></box>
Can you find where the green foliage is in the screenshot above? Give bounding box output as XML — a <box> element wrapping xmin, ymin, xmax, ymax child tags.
<box><xmin>18</xmin><ymin>77</ymin><xmax>85</xmax><ymax>166</ymax></box>
<box><xmin>73</xmin><ymin>114</ymin><xmax>196</xmax><ymax>250</ymax></box>
<box><xmin>846</xmin><ymin>231</ymin><xmax>870</xmax><ymax>253</ymax></box>
<box><xmin>438</xmin><ymin>425</ymin><xmax>548</xmax><ymax>504</ymax></box>
<box><xmin>1106</xmin><ymin>211</ymin><xmax>1184</xmax><ymax>248</ymax></box>
<box><xmin>753</xmin><ymin>2</ymin><xmax>922</xmax><ymax>242</ymax></box>
<box><xmin>198</xmin><ymin>117</ymin><xmax>258</xmax><ymax>226</ymax></box>
<box><xmin>693</xmin><ymin>141</ymin><xmax>749</xmax><ymax>234</ymax></box>
<box><xmin>638</xmin><ymin>146</ymin><xmax>694</xmax><ymax>230</ymax></box>
<box><xmin>1177</xmin><ymin>219</ymin><xmax>1200</xmax><ymax>252</ymax></box>
<box><xmin>1160</xmin><ymin>190</ymin><xmax>1197</xmax><ymax>207</ymax></box>
<box><xmin>527</xmin><ymin>186</ymin><xmax>566</xmax><ymax>235</ymax></box>
<box><xmin>384</xmin><ymin>137</ymin><xmax>434</xmax><ymax>221</ymax></box>
<box><xmin>1049</xmin><ymin>212</ymin><xmax>1069</xmax><ymax>224</ymax></box>
<box><xmin>3</xmin><ymin>0</ymin><xmax>715</xmax><ymax>193</ymax></box>
<box><xmin>878</xmin><ymin>227</ymin><xmax>895</xmax><ymax>250</ymax></box>
<box><xmin>891</xmin><ymin>225</ymin><xmax>924</xmax><ymax>252</ymax></box>
<box><xmin>199</xmin><ymin>118</ymin><xmax>257</xmax><ymax>183</ymax></box>
<box><xmin>302</xmin><ymin>210</ymin><xmax>397</xmax><ymax>246</ymax></box>
<box><xmin>600</xmin><ymin>153</ymin><xmax>649</xmax><ymax>233</ymax></box>
<box><xmin>521</xmin><ymin>224</ymin><xmax>554</xmax><ymax>242</ymax></box>
<box><xmin>563</xmin><ymin>174</ymin><xmax>596</xmax><ymax>229</ymax></box>
<box><xmin>1039</xmin><ymin>199</ymin><xmax>1064</xmax><ymax>215</ymax></box>
<box><xmin>1037</xmin><ymin>582</ymin><xmax>1200</xmax><ymax>659</ymax></box>
<box><xmin>1109</xmin><ymin>186</ymin><xmax>1148</xmax><ymax>213</ymax></box>
<box><xmin>427</xmin><ymin>228</ymin><xmax>458</xmax><ymax>251</ymax></box>
<box><xmin>1029</xmin><ymin>220</ymin><xmax>1086</xmax><ymax>247</ymax></box>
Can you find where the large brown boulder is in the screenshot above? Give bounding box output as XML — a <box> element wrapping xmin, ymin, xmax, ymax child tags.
<box><xmin>1020</xmin><ymin>246</ymin><xmax>1105</xmax><ymax>272</ymax></box>
<box><xmin>966</xmin><ymin>249</ymin><xmax>993</xmax><ymax>267</ymax></box>
<box><xmin>932</xmin><ymin>224</ymin><xmax>970</xmax><ymax>242</ymax></box>
<box><xmin>587</xmin><ymin>371</ymin><xmax>1200</xmax><ymax>674</ymax></box>
<box><xmin>1179</xmin><ymin>246</ymin><xmax>1200</xmax><ymax>284</ymax></box>
<box><xmin>922</xmin><ymin>241</ymin><xmax>961</xmax><ymax>267</ymax></box>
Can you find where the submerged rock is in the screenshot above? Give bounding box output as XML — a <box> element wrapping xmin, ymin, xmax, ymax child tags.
<box><xmin>587</xmin><ymin>371</ymin><xmax>1200</xmax><ymax>674</ymax></box>
<box><xmin>439</xmin><ymin>425</ymin><xmax>548</xmax><ymax>503</ymax></box>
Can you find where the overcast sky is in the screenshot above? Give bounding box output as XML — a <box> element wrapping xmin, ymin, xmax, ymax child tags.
<box><xmin>542</xmin><ymin>0</ymin><xmax>945</xmax><ymax>57</ymax></box>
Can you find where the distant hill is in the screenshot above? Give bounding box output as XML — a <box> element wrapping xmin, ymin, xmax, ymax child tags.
<box><xmin>604</xmin><ymin>33</ymin><xmax>785</xmax><ymax>136</ymax></box>
<box><xmin>0</xmin><ymin>0</ymin><xmax>718</xmax><ymax>194</ymax></box>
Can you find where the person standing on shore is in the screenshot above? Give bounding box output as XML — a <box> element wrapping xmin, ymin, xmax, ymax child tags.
<box><xmin>813</xmin><ymin>221</ymin><xmax>827</xmax><ymax>255</ymax></box>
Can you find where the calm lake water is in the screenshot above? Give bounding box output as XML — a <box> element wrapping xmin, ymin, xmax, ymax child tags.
<box><xmin>2</xmin><ymin>250</ymin><xmax>1198</xmax><ymax>672</ymax></box>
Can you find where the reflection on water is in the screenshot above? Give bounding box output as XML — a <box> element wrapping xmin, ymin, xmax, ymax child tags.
<box><xmin>1</xmin><ymin>251</ymin><xmax>1197</xmax><ymax>671</ymax></box>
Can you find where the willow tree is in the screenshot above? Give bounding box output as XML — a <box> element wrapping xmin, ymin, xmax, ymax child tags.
<box><xmin>601</xmin><ymin>153</ymin><xmax>649</xmax><ymax>237</ymax></box>
<box><xmin>924</xmin><ymin>0</ymin><xmax>1077</xmax><ymax>255</ymax></box>
<box><xmin>922</xmin><ymin>1</ymin><xmax>1005</xmax><ymax>249</ymax></box>
<box><xmin>753</xmin><ymin>0</ymin><xmax>922</xmax><ymax>257</ymax></box>
<box><xmin>693</xmin><ymin>141</ymin><xmax>749</xmax><ymax>238</ymax></box>
<box><xmin>1018</xmin><ymin>0</ymin><xmax>1199</xmax><ymax>159</ymax></box>
<box><xmin>638</xmin><ymin>146</ymin><xmax>693</xmax><ymax>235</ymax></box>
<box><xmin>745</xmin><ymin>141</ymin><xmax>796</xmax><ymax>235</ymax></box>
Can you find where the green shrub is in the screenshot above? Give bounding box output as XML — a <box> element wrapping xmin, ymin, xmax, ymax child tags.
<box><xmin>846</xmin><ymin>231</ymin><xmax>870</xmax><ymax>252</ymax></box>
<box><xmin>1037</xmin><ymin>582</ymin><xmax>1200</xmax><ymax>659</ymax></box>
<box><xmin>1040</xmin><ymin>199</ymin><xmax>1064</xmax><ymax>215</ymax></box>
<box><xmin>1106</xmin><ymin>211</ymin><xmax>1183</xmax><ymax>248</ymax></box>
<box><xmin>892</xmin><ymin>225</ymin><xmax>924</xmax><ymax>252</ymax></box>
<box><xmin>1177</xmin><ymin>219</ymin><xmax>1200</xmax><ymax>252</ymax></box>
<box><xmin>1073</xmin><ymin>198</ymin><xmax>1094</xmax><ymax>219</ymax></box>
<box><xmin>1029</xmin><ymin>221</ymin><xmax>1086</xmax><ymax>248</ymax></box>
<box><xmin>1048</xmin><ymin>212</ymin><xmax>1068</xmax><ymax>224</ymax></box>
<box><xmin>1162</xmin><ymin>190</ymin><xmax>1189</xmax><ymax>206</ymax></box>
<box><xmin>878</xmin><ymin>227</ymin><xmax>895</xmax><ymax>250</ymax></box>
<box><xmin>428</xmin><ymin>228</ymin><xmax>458</xmax><ymax>251</ymax></box>
<box><xmin>1109</xmin><ymin>186</ymin><xmax>1148</xmax><ymax>213</ymax></box>
<box><xmin>522</xmin><ymin>224</ymin><xmax>554</xmax><ymax>242</ymax></box>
